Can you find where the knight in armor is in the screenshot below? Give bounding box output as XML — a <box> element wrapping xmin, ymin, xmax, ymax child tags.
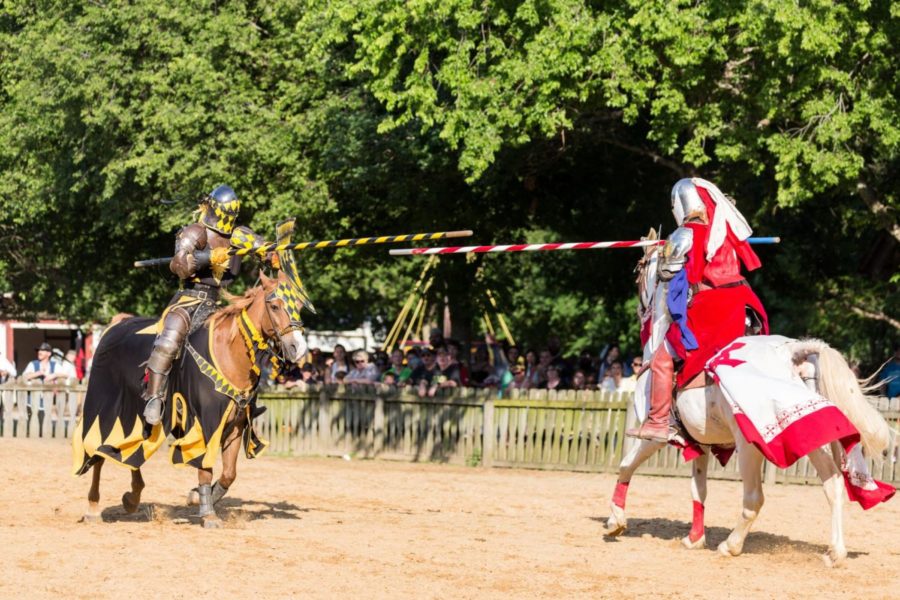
<box><xmin>142</xmin><ymin>184</ymin><xmax>265</xmax><ymax>425</ymax></box>
<box><xmin>627</xmin><ymin>178</ymin><xmax>769</xmax><ymax>442</ymax></box>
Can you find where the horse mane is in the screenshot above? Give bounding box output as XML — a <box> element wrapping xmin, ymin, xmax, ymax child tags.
<box><xmin>209</xmin><ymin>287</ymin><xmax>263</xmax><ymax>340</ymax></box>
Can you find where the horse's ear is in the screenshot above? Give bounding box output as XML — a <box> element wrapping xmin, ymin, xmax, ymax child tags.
<box><xmin>259</xmin><ymin>271</ymin><xmax>274</xmax><ymax>288</ymax></box>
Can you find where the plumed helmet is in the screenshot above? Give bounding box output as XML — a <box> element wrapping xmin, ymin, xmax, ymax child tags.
<box><xmin>670</xmin><ymin>179</ymin><xmax>707</xmax><ymax>226</ymax></box>
<box><xmin>199</xmin><ymin>184</ymin><xmax>240</xmax><ymax>234</ymax></box>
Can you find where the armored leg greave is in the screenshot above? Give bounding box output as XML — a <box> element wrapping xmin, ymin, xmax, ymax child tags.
<box><xmin>196</xmin><ymin>483</ymin><xmax>214</xmax><ymax>518</ymax></box>
<box><xmin>142</xmin><ymin>308</ymin><xmax>191</xmax><ymax>425</ymax></box>
<box><xmin>626</xmin><ymin>344</ymin><xmax>675</xmax><ymax>442</ymax></box>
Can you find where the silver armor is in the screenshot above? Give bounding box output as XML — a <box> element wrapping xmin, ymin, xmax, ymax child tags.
<box><xmin>671</xmin><ymin>179</ymin><xmax>708</xmax><ymax>226</ymax></box>
<box><xmin>657</xmin><ymin>226</ymin><xmax>693</xmax><ymax>281</ymax></box>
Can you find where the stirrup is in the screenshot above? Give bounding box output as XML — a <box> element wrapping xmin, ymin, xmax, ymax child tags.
<box><xmin>625</xmin><ymin>422</ymin><xmax>671</xmax><ymax>443</ymax></box>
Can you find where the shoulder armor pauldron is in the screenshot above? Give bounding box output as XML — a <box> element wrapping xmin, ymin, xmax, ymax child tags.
<box><xmin>657</xmin><ymin>226</ymin><xmax>693</xmax><ymax>281</ymax></box>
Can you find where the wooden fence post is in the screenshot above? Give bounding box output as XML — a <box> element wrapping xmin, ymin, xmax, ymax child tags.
<box><xmin>318</xmin><ymin>385</ymin><xmax>332</xmax><ymax>454</ymax></box>
<box><xmin>373</xmin><ymin>394</ymin><xmax>385</xmax><ymax>456</ymax></box>
<box><xmin>481</xmin><ymin>396</ymin><xmax>494</xmax><ymax>468</ymax></box>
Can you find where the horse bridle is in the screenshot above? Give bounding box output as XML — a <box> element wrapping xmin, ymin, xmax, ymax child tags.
<box><xmin>262</xmin><ymin>288</ymin><xmax>305</xmax><ymax>364</ymax></box>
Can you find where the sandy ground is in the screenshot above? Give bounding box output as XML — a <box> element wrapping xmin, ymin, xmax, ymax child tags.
<box><xmin>1</xmin><ymin>438</ymin><xmax>898</xmax><ymax>599</ymax></box>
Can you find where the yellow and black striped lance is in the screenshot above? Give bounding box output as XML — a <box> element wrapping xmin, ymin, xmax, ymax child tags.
<box><xmin>228</xmin><ymin>229</ymin><xmax>474</xmax><ymax>256</ymax></box>
<box><xmin>133</xmin><ymin>229</ymin><xmax>474</xmax><ymax>268</ymax></box>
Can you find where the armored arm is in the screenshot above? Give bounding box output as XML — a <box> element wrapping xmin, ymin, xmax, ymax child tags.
<box><xmin>169</xmin><ymin>224</ymin><xmax>209</xmax><ymax>279</ymax></box>
<box><xmin>657</xmin><ymin>227</ymin><xmax>693</xmax><ymax>281</ymax></box>
<box><xmin>230</xmin><ymin>225</ymin><xmax>267</xmax><ymax>253</ymax></box>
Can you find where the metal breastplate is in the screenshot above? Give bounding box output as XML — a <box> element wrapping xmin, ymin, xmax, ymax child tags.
<box><xmin>189</xmin><ymin>230</ymin><xmax>240</xmax><ymax>288</ymax></box>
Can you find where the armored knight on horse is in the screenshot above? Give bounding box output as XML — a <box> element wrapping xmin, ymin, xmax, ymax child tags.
<box><xmin>142</xmin><ymin>184</ymin><xmax>266</xmax><ymax>425</ymax></box>
<box><xmin>626</xmin><ymin>178</ymin><xmax>769</xmax><ymax>442</ymax></box>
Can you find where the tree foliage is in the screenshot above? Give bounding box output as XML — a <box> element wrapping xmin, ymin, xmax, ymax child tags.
<box><xmin>0</xmin><ymin>0</ymin><xmax>896</xmax><ymax>366</ymax></box>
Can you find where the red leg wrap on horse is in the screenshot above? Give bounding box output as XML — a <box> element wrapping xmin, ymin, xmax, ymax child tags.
<box><xmin>613</xmin><ymin>482</ymin><xmax>629</xmax><ymax>509</ymax></box>
<box><xmin>689</xmin><ymin>500</ymin><xmax>705</xmax><ymax>543</ymax></box>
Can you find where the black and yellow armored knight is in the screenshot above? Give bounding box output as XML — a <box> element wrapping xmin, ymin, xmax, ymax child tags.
<box><xmin>142</xmin><ymin>184</ymin><xmax>264</xmax><ymax>425</ymax></box>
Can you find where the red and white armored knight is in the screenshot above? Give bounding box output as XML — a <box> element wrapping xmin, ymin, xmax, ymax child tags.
<box><xmin>627</xmin><ymin>178</ymin><xmax>769</xmax><ymax>442</ymax></box>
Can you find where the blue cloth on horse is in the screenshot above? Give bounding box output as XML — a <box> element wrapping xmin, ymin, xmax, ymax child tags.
<box><xmin>667</xmin><ymin>270</ymin><xmax>698</xmax><ymax>351</ymax></box>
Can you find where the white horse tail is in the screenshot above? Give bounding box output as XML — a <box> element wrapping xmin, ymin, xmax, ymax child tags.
<box><xmin>791</xmin><ymin>338</ymin><xmax>891</xmax><ymax>459</ymax></box>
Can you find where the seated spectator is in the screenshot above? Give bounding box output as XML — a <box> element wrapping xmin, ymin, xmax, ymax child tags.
<box><xmin>446</xmin><ymin>339</ymin><xmax>469</xmax><ymax>386</ymax></box>
<box><xmin>382</xmin><ymin>349</ymin><xmax>413</xmax><ymax>384</ymax></box>
<box><xmin>571</xmin><ymin>369</ymin><xmax>589</xmax><ymax>391</ymax></box>
<box><xmin>469</xmin><ymin>344</ymin><xmax>504</xmax><ymax>388</ymax></box>
<box><xmin>509</xmin><ymin>364</ymin><xmax>529</xmax><ymax>390</ymax></box>
<box><xmin>506</xmin><ymin>345</ymin><xmax>521</xmax><ymax>367</ymax></box>
<box><xmin>345</xmin><ymin>350</ymin><xmax>380</xmax><ymax>383</ymax></box>
<box><xmin>409</xmin><ymin>347</ymin><xmax>440</xmax><ymax>387</ymax></box>
<box><xmin>421</xmin><ymin>346</ymin><xmax>462</xmax><ymax>397</ymax></box>
<box><xmin>405</xmin><ymin>346</ymin><xmax>423</xmax><ymax>371</ymax></box>
<box><xmin>600</xmin><ymin>360</ymin><xmax>627</xmax><ymax>392</ymax></box>
<box><xmin>529</xmin><ymin>348</ymin><xmax>553</xmax><ymax>388</ymax></box>
<box><xmin>597</xmin><ymin>343</ymin><xmax>624</xmax><ymax>381</ymax></box>
<box><xmin>372</xmin><ymin>350</ymin><xmax>389</xmax><ymax>376</ymax></box>
<box><xmin>382</xmin><ymin>371</ymin><xmax>398</xmax><ymax>386</ymax></box>
<box><xmin>325</xmin><ymin>344</ymin><xmax>351</xmax><ymax>383</ymax></box>
<box><xmin>284</xmin><ymin>363</ymin><xmax>318</xmax><ymax>389</ymax></box>
<box><xmin>276</xmin><ymin>363</ymin><xmax>302</xmax><ymax>387</ymax></box>
<box><xmin>524</xmin><ymin>349</ymin><xmax>539</xmax><ymax>388</ymax></box>
<box><xmin>334</xmin><ymin>371</ymin><xmax>347</xmax><ymax>383</ymax></box>
<box><xmin>618</xmin><ymin>356</ymin><xmax>642</xmax><ymax>393</ymax></box>
<box><xmin>544</xmin><ymin>365</ymin><xmax>564</xmax><ymax>391</ymax></box>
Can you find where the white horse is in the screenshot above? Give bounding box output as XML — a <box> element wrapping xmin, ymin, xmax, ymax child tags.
<box><xmin>604</xmin><ymin>232</ymin><xmax>892</xmax><ymax>566</ymax></box>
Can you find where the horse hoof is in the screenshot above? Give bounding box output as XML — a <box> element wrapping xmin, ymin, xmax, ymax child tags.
<box><xmin>186</xmin><ymin>489</ymin><xmax>200</xmax><ymax>506</ymax></box>
<box><xmin>604</xmin><ymin>504</ymin><xmax>627</xmax><ymax>537</ymax></box>
<box><xmin>122</xmin><ymin>492</ymin><xmax>140</xmax><ymax>514</ymax></box>
<box><xmin>605</xmin><ymin>520</ymin><xmax>627</xmax><ymax>537</ymax></box>
<box><xmin>80</xmin><ymin>514</ymin><xmax>102</xmax><ymax>524</ymax></box>
<box><xmin>823</xmin><ymin>547</ymin><xmax>847</xmax><ymax>568</ymax></box>
<box><xmin>717</xmin><ymin>540</ymin><xmax>740</xmax><ymax>557</ymax></box>
<box><xmin>201</xmin><ymin>515</ymin><xmax>223</xmax><ymax>529</ymax></box>
<box><xmin>682</xmin><ymin>534</ymin><xmax>706</xmax><ymax>549</ymax></box>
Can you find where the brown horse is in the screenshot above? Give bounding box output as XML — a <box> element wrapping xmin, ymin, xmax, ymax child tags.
<box><xmin>75</xmin><ymin>270</ymin><xmax>308</xmax><ymax>528</ymax></box>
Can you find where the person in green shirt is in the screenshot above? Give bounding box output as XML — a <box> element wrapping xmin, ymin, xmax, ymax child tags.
<box><xmin>382</xmin><ymin>348</ymin><xmax>412</xmax><ymax>384</ymax></box>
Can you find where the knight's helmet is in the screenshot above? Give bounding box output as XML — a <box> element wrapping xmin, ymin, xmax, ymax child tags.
<box><xmin>670</xmin><ymin>179</ymin><xmax>708</xmax><ymax>226</ymax></box>
<box><xmin>199</xmin><ymin>184</ymin><xmax>240</xmax><ymax>235</ymax></box>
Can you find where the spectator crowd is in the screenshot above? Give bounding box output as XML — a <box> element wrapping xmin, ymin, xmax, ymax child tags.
<box><xmin>272</xmin><ymin>331</ymin><xmax>647</xmax><ymax>397</ymax></box>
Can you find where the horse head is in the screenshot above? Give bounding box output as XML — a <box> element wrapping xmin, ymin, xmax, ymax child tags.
<box><xmin>258</xmin><ymin>270</ymin><xmax>310</xmax><ymax>364</ymax></box>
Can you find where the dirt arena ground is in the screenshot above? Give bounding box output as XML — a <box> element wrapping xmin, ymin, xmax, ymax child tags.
<box><xmin>2</xmin><ymin>438</ymin><xmax>898</xmax><ymax>599</ymax></box>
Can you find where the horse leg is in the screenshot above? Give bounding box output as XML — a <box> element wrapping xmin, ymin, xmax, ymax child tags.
<box><xmin>122</xmin><ymin>468</ymin><xmax>145</xmax><ymax>514</ymax></box>
<box><xmin>196</xmin><ymin>467</ymin><xmax>222</xmax><ymax>529</ymax></box>
<box><xmin>718</xmin><ymin>438</ymin><xmax>765</xmax><ymax>557</ymax></box>
<box><xmin>682</xmin><ymin>451</ymin><xmax>709</xmax><ymax>549</ymax></box>
<box><xmin>211</xmin><ymin>420</ymin><xmax>244</xmax><ymax>508</ymax></box>
<box><xmin>808</xmin><ymin>447</ymin><xmax>846</xmax><ymax>567</ymax></box>
<box><xmin>82</xmin><ymin>459</ymin><xmax>104</xmax><ymax>523</ymax></box>
<box><xmin>605</xmin><ymin>438</ymin><xmax>666</xmax><ymax>536</ymax></box>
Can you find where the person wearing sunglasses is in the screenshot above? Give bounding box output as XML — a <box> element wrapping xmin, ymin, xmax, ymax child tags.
<box><xmin>344</xmin><ymin>350</ymin><xmax>379</xmax><ymax>384</ymax></box>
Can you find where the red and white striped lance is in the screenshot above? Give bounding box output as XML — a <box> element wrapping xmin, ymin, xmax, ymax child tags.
<box><xmin>388</xmin><ymin>237</ymin><xmax>779</xmax><ymax>256</ymax></box>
